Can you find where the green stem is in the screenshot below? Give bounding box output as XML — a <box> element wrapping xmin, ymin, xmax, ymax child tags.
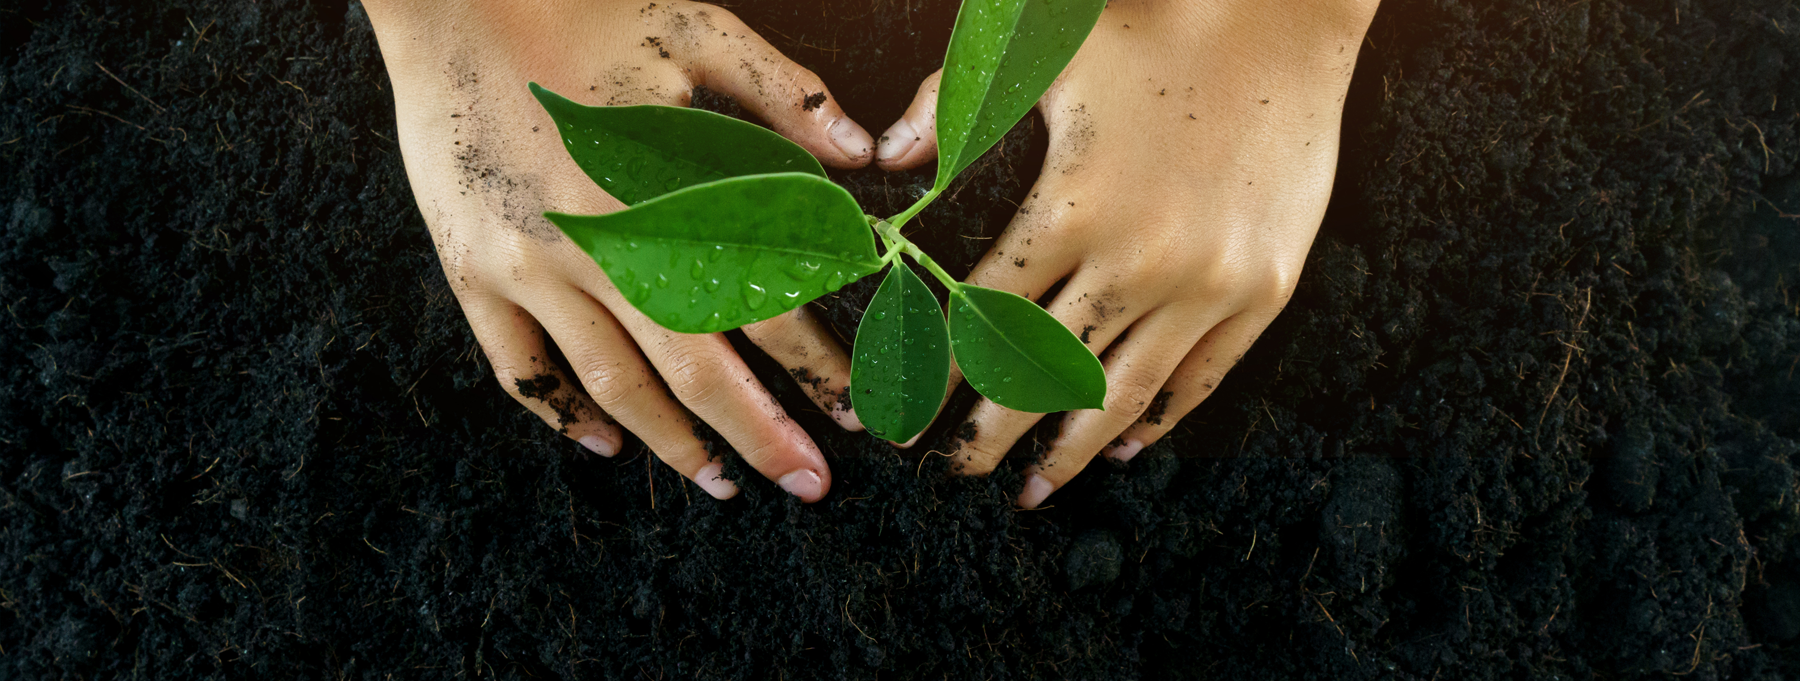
<box><xmin>886</xmin><ymin>187</ymin><xmax>942</xmax><ymax>230</ymax></box>
<box><xmin>873</xmin><ymin>219</ymin><xmax>963</xmax><ymax>293</ymax></box>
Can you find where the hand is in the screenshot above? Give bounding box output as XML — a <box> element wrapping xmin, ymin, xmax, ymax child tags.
<box><xmin>363</xmin><ymin>0</ymin><xmax>878</xmax><ymax>502</ymax></box>
<box><xmin>875</xmin><ymin>0</ymin><xmax>1379</xmax><ymax>507</ymax></box>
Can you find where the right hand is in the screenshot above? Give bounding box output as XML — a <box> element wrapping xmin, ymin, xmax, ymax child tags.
<box><xmin>363</xmin><ymin>0</ymin><xmax>878</xmax><ymax>502</ymax></box>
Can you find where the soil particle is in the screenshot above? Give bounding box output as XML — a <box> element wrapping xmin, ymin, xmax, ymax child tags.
<box><xmin>513</xmin><ymin>374</ymin><xmax>583</xmax><ymax>429</ymax></box>
<box><xmin>1143</xmin><ymin>390</ymin><xmax>1173</xmax><ymax>425</ymax></box>
<box><xmin>801</xmin><ymin>91</ymin><xmax>827</xmax><ymax>111</ymax></box>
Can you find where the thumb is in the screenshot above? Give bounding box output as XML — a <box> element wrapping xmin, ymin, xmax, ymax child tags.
<box><xmin>685</xmin><ymin>21</ymin><xmax>874</xmax><ymax>168</ymax></box>
<box><xmin>875</xmin><ymin>69</ymin><xmax>941</xmax><ymax>171</ymax></box>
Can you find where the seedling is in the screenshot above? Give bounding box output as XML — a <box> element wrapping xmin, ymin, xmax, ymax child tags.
<box><xmin>532</xmin><ymin>0</ymin><xmax>1107</xmax><ymax>443</ymax></box>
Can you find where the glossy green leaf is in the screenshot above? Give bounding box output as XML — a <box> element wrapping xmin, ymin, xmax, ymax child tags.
<box><xmin>545</xmin><ymin>173</ymin><xmax>882</xmax><ymax>334</ymax></box>
<box><xmin>934</xmin><ymin>0</ymin><xmax>1106</xmax><ymax>190</ymax></box>
<box><xmin>949</xmin><ymin>284</ymin><xmax>1105</xmax><ymax>413</ymax></box>
<box><xmin>852</xmin><ymin>263</ymin><xmax>952</xmax><ymax>443</ymax></box>
<box><xmin>530</xmin><ymin>83</ymin><xmax>826</xmax><ymax>205</ymax></box>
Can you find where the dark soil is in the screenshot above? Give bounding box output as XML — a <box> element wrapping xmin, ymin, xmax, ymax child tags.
<box><xmin>3</xmin><ymin>0</ymin><xmax>1799</xmax><ymax>678</ymax></box>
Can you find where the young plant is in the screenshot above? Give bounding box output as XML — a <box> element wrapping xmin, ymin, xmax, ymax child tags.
<box><xmin>532</xmin><ymin>0</ymin><xmax>1108</xmax><ymax>443</ymax></box>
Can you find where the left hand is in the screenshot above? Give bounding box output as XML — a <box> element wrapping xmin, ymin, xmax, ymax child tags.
<box><xmin>874</xmin><ymin>0</ymin><xmax>1380</xmax><ymax>507</ymax></box>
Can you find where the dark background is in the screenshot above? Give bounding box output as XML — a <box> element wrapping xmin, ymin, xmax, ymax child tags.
<box><xmin>3</xmin><ymin>0</ymin><xmax>1798</xmax><ymax>678</ymax></box>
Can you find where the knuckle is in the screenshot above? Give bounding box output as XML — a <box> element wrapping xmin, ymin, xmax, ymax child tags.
<box><xmin>1106</xmin><ymin>370</ymin><xmax>1164</xmax><ymax>416</ymax></box>
<box><xmin>580</xmin><ymin>360</ymin><xmax>637</xmax><ymax>407</ymax></box>
<box><xmin>732</xmin><ymin>438</ymin><xmax>786</xmax><ymax>470</ymax></box>
<box><xmin>955</xmin><ymin>446</ymin><xmax>1002</xmax><ymax>476</ymax></box>
<box><xmin>1264</xmin><ymin>262</ymin><xmax>1303</xmax><ymax>306</ymax></box>
<box><xmin>741</xmin><ymin>307</ymin><xmax>799</xmax><ymax>340</ymax></box>
<box><xmin>661</xmin><ymin>348</ymin><xmax>726</xmax><ymax>406</ymax></box>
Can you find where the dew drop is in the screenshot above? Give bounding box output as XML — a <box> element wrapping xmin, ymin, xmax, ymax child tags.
<box><xmin>784</xmin><ymin>260</ymin><xmax>822</xmax><ymax>280</ymax></box>
<box><xmin>629</xmin><ymin>282</ymin><xmax>652</xmax><ymax>305</ymax></box>
<box><xmin>626</xmin><ymin>241</ymin><xmax>642</xmax><ymax>251</ymax></box>
<box><xmin>615</xmin><ymin>269</ymin><xmax>637</xmax><ymax>286</ymax></box>
<box><xmin>691</xmin><ymin>259</ymin><xmax>706</xmax><ymax>279</ymax></box>
<box><xmin>665</xmin><ymin>178</ymin><xmax>682</xmax><ymax>191</ymax></box>
<box><xmin>705</xmin><ymin>278</ymin><xmax>722</xmax><ymax>293</ymax></box>
<box><xmin>874</xmin><ymin>311</ymin><xmax>887</xmax><ymax>320</ymax></box>
<box><xmin>709</xmin><ymin>245</ymin><xmax>726</xmax><ymax>262</ymax></box>
<box><xmin>1003</xmin><ymin>377</ymin><xmax>1013</xmax><ymax>383</ymax></box>
<box><xmin>656</xmin><ymin>273</ymin><xmax>670</xmax><ymax>288</ymax></box>
<box><xmin>745</xmin><ymin>283</ymin><xmax>768</xmax><ymax>309</ymax></box>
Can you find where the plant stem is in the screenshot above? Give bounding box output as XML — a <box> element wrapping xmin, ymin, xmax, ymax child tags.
<box><xmin>873</xmin><ymin>219</ymin><xmax>962</xmax><ymax>293</ymax></box>
<box><xmin>886</xmin><ymin>187</ymin><xmax>941</xmax><ymax>230</ymax></box>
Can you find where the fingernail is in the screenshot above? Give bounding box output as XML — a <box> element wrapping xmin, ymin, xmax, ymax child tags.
<box><xmin>1017</xmin><ymin>474</ymin><xmax>1054</xmax><ymax>509</ymax></box>
<box><xmin>829</xmin><ymin>117</ymin><xmax>873</xmax><ymax>159</ymax></box>
<box><xmin>693</xmin><ymin>462</ymin><xmax>739</xmax><ymax>500</ymax></box>
<box><xmin>777</xmin><ymin>469</ymin><xmax>824</xmax><ymax>502</ymax></box>
<box><xmin>876</xmin><ymin>118</ymin><xmax>917</xmax><ymax>161</ymax></box>
<box><xmin>578</xmin><ymin>435</ymin><xmax>617</xmax><ymax>457</ymax></box>
<box><xmin>1107</xmin><ymin>438</ymin><xmax>1145</xmax><ymax>463</ymax></box>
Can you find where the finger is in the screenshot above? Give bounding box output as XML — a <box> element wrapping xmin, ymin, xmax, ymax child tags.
<box><xmin>741</xmin><ymin>306</ymin><xmax>864</xmax><ymax>432</ymax></box>
<box><xmin>949</xmin><ymin>267</ymin><xmax>1140</xmax><ymax>477</ymax></box>
<box><xmin>1115</xmin><ymin>311</ymin><xmax>1278</xmax><ymax>452</ymax></box>
<box><xmin>643</xmin><ymin>329</ymin><xmax>832</xmax><ymax>501</ymax></box>
<box><xmin>463</xmin><ymin>296</ymin><xmax>623</xmax><ymax>457</ymax></box>
<box><xmin>682</xmin><ymin>14</ymin><xmax>873</xmax><ymax>167</ymax></box>
<box><xmin>526</xmin><ymin>288</ymin><xmax>743</xmax><ymax>500</ymax></box>
<box><xmin>875</xmin><ymin>69</ymin><xmax>941</xmax><ymax>171</ymax></box>
<box><xmin>1016</xmin><ymin>309</ymin><xmax>1217</xmax><ymax>509</ymax></box>
<box><xmin>574</xmin><ymin>278</ymin><xmax>833</xmax><ymax>502</ymax></box>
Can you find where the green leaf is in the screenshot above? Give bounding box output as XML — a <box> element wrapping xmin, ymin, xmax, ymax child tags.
<box><xmin>545</xmin><ymin>173</ymin><xmax>882</xmax><ymax>334</ymax></box>
<box><xmin>934</xmin><ymin>0</ymin><xmax>1106</xmax><ymax>190</ymax></box>
<box><xmin>530</xmin><ymin>83</ymin><xmax>826</xmax><ymax>205</ymax></box>
<box><xmin>949</xmin><ymin>285</ymin><xmax>1105</xmax><ymax>413</ymax></box>
<box><xmin>852</xmin><ymin>263</ymin><xmax>952</xmax><ymax>443</ymax></box>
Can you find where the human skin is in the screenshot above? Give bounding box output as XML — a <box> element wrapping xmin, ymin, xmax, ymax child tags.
<box><xmin>361</xmin><ymin>0</ymin><xmax>879</xmax><ymax>502</ymax></box>
<box><xmin>874</xmin><ymin>0</ymin><xmax>1382</xmax><ymax>508</ymax></box>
